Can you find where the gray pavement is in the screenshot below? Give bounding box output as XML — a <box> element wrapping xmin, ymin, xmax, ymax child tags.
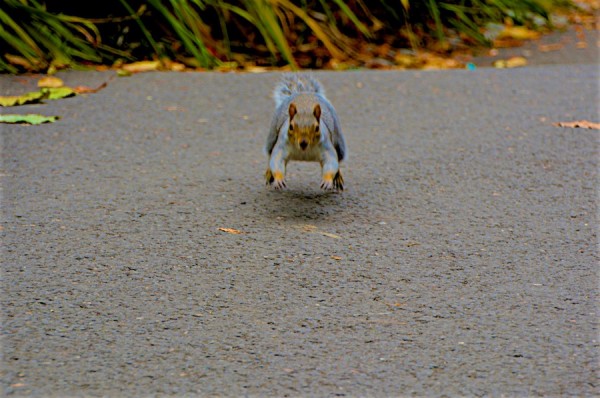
<box><xmin>1</xmin><ymin>61</ymin><xmax>599</xmax><ymax>396</ymax></box>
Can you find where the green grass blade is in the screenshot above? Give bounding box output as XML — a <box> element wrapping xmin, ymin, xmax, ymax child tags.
<box><xmin>118</xmin><ymin>0</ymin><xmax>163</xmax><ymax>57</ymax></box>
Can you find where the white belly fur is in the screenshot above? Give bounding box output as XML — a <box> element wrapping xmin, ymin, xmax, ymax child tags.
<box><xmin>286</xmin><ymin>144</ymin><xmax>322</xmax><ymax>162</ymax></box>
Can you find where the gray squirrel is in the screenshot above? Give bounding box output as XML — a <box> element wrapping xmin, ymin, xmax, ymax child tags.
<box><xmin>264</xmin><ymin>74</ymin><xmax>347</xmax><ymax>191</ymax></box>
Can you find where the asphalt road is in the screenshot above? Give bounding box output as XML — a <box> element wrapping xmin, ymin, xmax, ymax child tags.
<box><xmin>2</xmin><ymin>61</ymin><xmax>598</xmax><ymax>395</ymax></box>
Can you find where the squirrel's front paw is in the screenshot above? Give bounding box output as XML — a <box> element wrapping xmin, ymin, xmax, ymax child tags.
<box><xmin>265</xmin><ymin>169</ymin><xmax>286</xmax><ymax>189</ymax></box>
<box><xmin>321</xmin><ymin>171</ymin><xmax>344</xmax><ymax>191</ymax></box>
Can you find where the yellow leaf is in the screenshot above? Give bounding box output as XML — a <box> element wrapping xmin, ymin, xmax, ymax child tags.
<box><xmin>218</xmin><ymin>228</ymin><xmax>243</xmax><ymax>234</ymax></box>
<box><xmin>301</xmin><ymin>224</ymin><xmax>318</xmax><ymax>232</ymax></box>
<box><xmin>493</xmin><ymin>56</ymin><xmax>528</xmax><ymax>68</ymax></box>
<box><xmin>245</xmin><ymin>66</ymin><xmax>269</xmax><ymax>73</ymax></box>
<box><xmin>0</xmin><ymin>91</ymin><xmax>47</xmax><ymax>107</ymax></box>
<box><xmin>38</xmin><ymin>76</ymin><xmax>64</xmax><ymax>88</ymax></box>
<box><xmin>121</xmin><ymin>61</ymin><xmax>161</xmax><ymax>73</ymax></box>
<box><xmin>498</xmin><ymin>26</ymin><xmax>540</xmax><ymax>41</ymax></box>
<box><xmin>320</xmin><ymin>231</ymin><xmax>341</xmax><ymax>239</ymax></box>
<box><xmin>554</xmin><ymin>120</ymin><xmax>600</xmax><ymax>130</ymax></box>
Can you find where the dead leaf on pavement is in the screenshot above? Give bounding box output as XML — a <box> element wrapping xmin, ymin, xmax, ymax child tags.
<box><xmin>295</xmin><ymin>224</ymin><xmax>342</xmax><ymax>239</ymax></box>
<box><xmin>386</xmin><ymin>302</ymin><xmax>404</xmax><ymax>307</ymax></box>
<box><xmin>321</xmin><ymin>231</ymin><xmax>342</xmax><ymax>239</ymax></box>
<box><xmin>73</xmin><ymin>82</ymin><xmax>108</xmax><ymax>94</ymax></box>
<box><xmin>0</xmin><ymin>91</ymin><xmax>48</xmax><ymax>106</ymax></box>
<box><xmin>121</xmin><ymin>60</ymin><xmax>161</xmax><ymax>73</ymax></box>
<box><xmin>538</xmin><ymin>43</ymin><xmax>564</xmax><ymax>52</ymax></box>
<box><xmin>554</xmin><ymin>120</ymin><xmax>600</xmax><ymax>129</ymax></box>
<box><xmin>493</xmin><ymin>56</ymin><xmax>528</xmax><ymax>68</ymax></box>
<box><xmin>38</xmin><ymin>76</ymin><xmax>64</xmax><ymax>88</ymax></box>
<box><xmin>301</xmin><ymin>224</ymin><xmax>318</xmax><ymax>232</ymax></box>
<box><xmin>497</xmin><ymin>26</ymin><xmax>541</xmax><ymax>41</ymax></box>
<box><xmin>219</xmin><ymin>227</ymin><xmax>243</xmax><ymax>234</ymax></box>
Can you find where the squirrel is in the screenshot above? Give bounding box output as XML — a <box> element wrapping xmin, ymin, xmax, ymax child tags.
<box><xmin>264</xmin><ymin>74</ymin><xmax>347</xmax><ymax>191</ymax></box>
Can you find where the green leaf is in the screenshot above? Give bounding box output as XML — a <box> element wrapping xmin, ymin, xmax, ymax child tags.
<box><xmin>42</xmin><ymin>87</ymin><xmax>76</xmax><ymax>100</ymax></box>
<box><xmin>0</xmin><ymin>87</ymin><xmax>75</xmax><ymax>107</ymax></box>
<box><xmin>0</xmin><ymin>114</ymin><xmax>60</xmax><ymax>125</ymax></box>
<box><xmin>0</xmin><ymin>91</ymin><xmax>48</xmax><ymax>106</ymax></box>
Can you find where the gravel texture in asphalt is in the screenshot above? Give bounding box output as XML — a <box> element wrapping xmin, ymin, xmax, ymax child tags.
<box><xmin>1</xmin><ymin>62</ymin><xmax>598</xmax><ymax>396</ymax></box>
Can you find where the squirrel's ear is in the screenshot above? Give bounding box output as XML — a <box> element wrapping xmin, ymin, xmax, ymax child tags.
<box><xmin>313</xmin><ymin>104</ymin><xmax>321</xmax><ymax>121</ymax></box>
<box><xmin>288</xmin><ymin>103</ymin><xmax>297</xmax><ymax>120</ymax></box>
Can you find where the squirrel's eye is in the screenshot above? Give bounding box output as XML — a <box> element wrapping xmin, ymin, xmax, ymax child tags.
<box><xmin>315</xmin><ymin>125</ymin><xmax>319</xmax><ymax>132</ymax></box>
<box><xmin>289</xmin><ymin>124</ymin><xmax>294</xmax><ymax>131</ymax></box>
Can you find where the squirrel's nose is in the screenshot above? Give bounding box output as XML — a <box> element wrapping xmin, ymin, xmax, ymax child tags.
<box><xmin>300</xmin><ymin>140</ymin><xmax>308</xmax><ymax>150</ymax></box>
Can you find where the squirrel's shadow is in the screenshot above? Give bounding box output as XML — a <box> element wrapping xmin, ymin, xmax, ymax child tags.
<box><xmin>255</xmin><ymin>187</ymin><xmax>346</xmax><ymax>221</ymax></box>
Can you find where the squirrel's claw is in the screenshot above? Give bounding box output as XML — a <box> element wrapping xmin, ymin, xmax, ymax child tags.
<box><xmin>265</xmin><ymin>168</ymin><xmax>286</xmax><ymax>189</ymax></box>
<box><xmin>333</xmin><ymin>171</ymin><xmax>344</xmax><ymax>191</ymax></box>
<box><xmin>321</xmin><ymin>171</ymin><xmax>344</xmax><ymax>191</ymax></box>
<box><xmin>320</xmin><ymin>180</ymin><xmax>333</xmax><ymax>190</ymax></box>
<box><xmin>272</xmin><ymin>179</ymin><xmax>286</xmax><ymax>189</ymax></box>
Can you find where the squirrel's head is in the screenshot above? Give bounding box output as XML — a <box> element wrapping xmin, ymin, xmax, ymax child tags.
<box><xmin>287</xmin><ymin>102</ymin><xmax>321</xmax><ymax>151</ymax></box>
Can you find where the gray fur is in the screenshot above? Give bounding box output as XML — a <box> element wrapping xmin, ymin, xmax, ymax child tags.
<box><xmin>265</xmin><ymin>74</ymin><xmax>346</xmax><ymax>162</ymax></box>
<box><xmin>273</xmin><ymin>74</ymin><xmax>325</xmax><ymax>107</ymax></box>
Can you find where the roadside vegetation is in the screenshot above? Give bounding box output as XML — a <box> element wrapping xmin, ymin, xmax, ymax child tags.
<box><xmin>0</xmin><ymin>0</ymin><xmax>582</xmax><ymax>73</ymax></box>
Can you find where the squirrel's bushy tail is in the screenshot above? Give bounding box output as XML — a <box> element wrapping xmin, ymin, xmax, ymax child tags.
<box><xmin>273</xmin><ymin>74</ymin><xmax>324</xmax><ymax>107</ymax></box>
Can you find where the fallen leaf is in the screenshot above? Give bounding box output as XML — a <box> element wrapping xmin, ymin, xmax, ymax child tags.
<box><xmin>295</xmin><ymin>224</ymin><xmax>341</xmax><ymax>239</ymax></box>
<box><xmin>245</xmin><ymin>66</ymin><xmax>269</xmax><ymax>73</ymax></box>
<box><xmin>493</xmin><ymin>56</ymin><xmax>528</xmax><ymax>68</ymax></box>
<box><xmin>497</xmin><ymin>26</ymin><xmax>541</xmax><ymax>41</ymax></box>
<box><xmin>218</xmin><ymin>227</ymin><xmax>243</xmax><ymax>234</ymax></box>
<box><xmin>554</xmin><ymin>120</ymin><xmax>600</xmax><ymax>129</ymax></box>
<box><xmin>538</xmin><ymin>43</ymin><xmax>564</xmax><ymax>52</ymax></box>
<box><xmin>331</xmin><ymin>255</ymin><xmax>342</xmax><ymax>260</ymax></box>
<box><xmin>0</xmin><ymin>114</ymin><xmax>60</xmax><ymax>125</ymax></box>
<box><xmin>121</xmin><ymin>60</ymin><xmax>161</xmax><ymax>73</ymax></box>
<box><xmin>394</xmin><ymin>53</ymin><xmax>420</xmax><ymax>68</ymax></box>
<box><xmin>301</xmin><ymin>224</ymin><xmax>318</xmax><ymax>232</ymax></box>
<box><xmin>42</xmin><ymin>87</ymin><xmax>76</xmax><ymax>100</ymax></box>
<box><xmin>73</xmin><ymin>82</ymin><xmax>108</xmax><ymax>94</ymax></box>
<box><xmin>0</xmin><ymin>91</ymin><xmax>47</xmax><ymax>106</ymax></box>
<box><xmin>386</xmin><ymin>302</ymin><xmax>404</xmax><ymax>307</ymax></box>
<box><xmin>117</xmin><ymin>69</ymin><xmax>132</xmax><ymax>77</ymax></box>
<box><xmin>162</xmin><ymin>59</ymin><xmax>186</xmax><ymax>71</ymax></box>
<box><xmin>38</xmin><ymin>76</ymin><xmax>64</xmax><ymax>88</ymax></box>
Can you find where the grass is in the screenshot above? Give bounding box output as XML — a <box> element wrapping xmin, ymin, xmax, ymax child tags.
<box><xmin>0</xmin><ymin>0</ymin><xmax>574</xmax><ymax>73</ymax></box>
